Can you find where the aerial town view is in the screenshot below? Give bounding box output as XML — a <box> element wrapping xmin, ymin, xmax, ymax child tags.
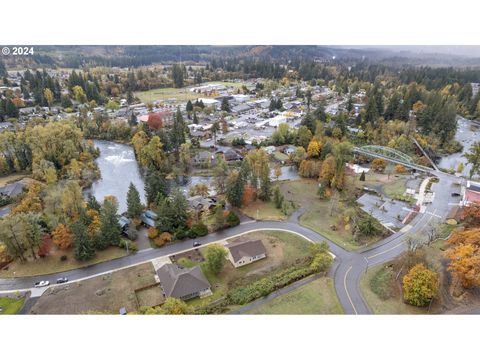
<box><xmin>1</xmin><ymin>44</ymin><xmax>480</xmax><ymax>317</ymax></box>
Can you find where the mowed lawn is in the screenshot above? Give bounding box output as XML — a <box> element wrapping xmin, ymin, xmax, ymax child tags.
<box><xmin>246</xmin><ymin>278</ymin><xmax>343</xmax><ymax>314</ymax></box>
<box><xmin>1</xmin><ymin>246</ymin><xmax>129</xmax><ymax>278</ymax></box>
<box><xmin>241</xmin><ymin>200</ymin><xmax>287</xmax><ymax>221</ymax></box>
<box><xmin>0</xmin><ymin>296</ymin><xmax>25</xmax><ymax>314</ymax></box>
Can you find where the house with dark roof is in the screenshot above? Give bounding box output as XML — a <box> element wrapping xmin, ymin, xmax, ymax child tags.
<box><xmin>157</xmin><ymin>263</ymin><xmax>212</xmax><ymax>300</ymax></box>
<box><xmin>140</xmin><ymin>210</ymin><xmax>158</xmax><ymax>228</ymax></box>
<box><xmin>225</xmin><ymin>239</ymin><xmax>267</xmax><ymax>268</ymax></box>
<box><xmin>0</xmin><ymin>181</ymin><xmax>26</xmax><ymax>198</ymax></box>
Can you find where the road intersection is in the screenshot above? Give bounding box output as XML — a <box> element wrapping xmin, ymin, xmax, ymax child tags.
<box><xmin>0</xmin><ymin>172</ymin><xmax>458</xmax><ymax>315</ymax></box>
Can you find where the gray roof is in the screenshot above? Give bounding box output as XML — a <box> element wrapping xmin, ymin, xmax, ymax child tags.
<box><xmin>157</xmin><ymin>264</ymin><xmax>211</xmax><ymax>299</ymax></box>
<box><xmin>0</xmin><ymin>181</ymin><xmax>25</xmax><ymax>198</ymax></box>
<box><xmin>225</xmin><ymin>239</ymin><xmax>267</xmax><ymax>263</ymax></box>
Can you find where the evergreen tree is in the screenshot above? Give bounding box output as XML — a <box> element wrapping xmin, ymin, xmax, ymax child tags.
<box><xmin>221</xmin><ymin>97</ymin><xmax>231</xmax><ymax>112</ymax></box>
<box><xmin>87</xmin><ymin>194</ymin><xmax>101</xmax><ymax>212</ymax></box>
<box><xmin>171</xmin><ymin>63</ymin><xmax>184</xmax><ymax>88</ymax></box>
<box><xmin>98</xmin><ymin>198</ymin><xmax>122</xmax><ymax>248</ymax></box>
<box><xmin>359</xmin><ymin>171</ymin><xmax>366</xmax><ymax>181</ymax></box>
<box><xmin>171</xmin><ymin>107</ymin><xmax>186</xmax><ymax>154</ymax></box>
<box><xmin>226</xmin><ymin>170</ymin><xmax>245</xmax><ymax>208</ymax></box>
<box><xmin>193</xmin><ymin>112</ymin><xmax>199</xmax><ymax>124</ymax></box>
<box><xmin>145</xmin><ymin>171</ymin><xmax>168</xmax><ymax>206</ymax></box>
<box><xmin>273</xmin><ymin>186</ymin><xmax>283</xmax><ymax>209</ymax></box>
<box><xmin>186</xmin><ymin>100</ymin><xmax>193</xmax><ymax>112</ymax></box>
<box><xmin>126</xmin><ymin>182</ymin><xmax>143</xmax><ymax>218</ymax></box>
<box><xmin>72</xmin><ymin>219</ymin><xmax>95</xmax><ymax>261</ymax></box>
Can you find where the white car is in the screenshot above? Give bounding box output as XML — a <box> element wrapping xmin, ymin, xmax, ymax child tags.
<box><xmin>34</xmin><ymin>280</ymin><xmax>50</xmax><ymax>288</ymax></box>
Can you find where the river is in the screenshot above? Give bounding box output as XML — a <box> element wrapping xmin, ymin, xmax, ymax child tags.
<box><xmin>438</xmin><ymin>116</ymin><xmax>480</xmax><ymax>177</ymax></box>
<box><xmin>86</xmin><ymin>140</ymin><xmax>215</xmax><ymax>213</ymax></box>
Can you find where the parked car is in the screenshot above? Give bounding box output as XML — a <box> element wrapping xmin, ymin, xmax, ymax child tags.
<box><xmin>193</xmin><ymin>241</ymin><xmax>201</xmax><ymax>247</ymax></box>
<box><xmin>451</xmin><ymin>192</ymin><xmax>461</xmax><ymax>197</ymax></box>
<box><xmin>34</xmin><ymin>280</ymin><xmax>50</xmax><ymax>288</ymax></box>
<box><xmin>56</xmin><ymin>277</ymin><xmax>68</xmax><ymax>284</ymax></box>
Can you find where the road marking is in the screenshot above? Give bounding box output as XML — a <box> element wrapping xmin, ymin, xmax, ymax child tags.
<box><xmin>400</xmin><ymin>224</ymin><xmax>412</xmax><ymax>233</ymax></box>
<box><xmin>344</xmin><ymin>266</ymin><xmax>357</xmax><ymax>315</ymax></box>
<box><xmin>425</xmin><ymin>211</ymin><xmax>441</xmax><ymax>218</ymax></box>
<box><xmin>240</xmin><ymin>220</ymin><xmax>256</xmax><ymax>225</ymax></box>
<box><xmin>0</xmin><ymin>227</ymin><xmax>336</xmax><ymax>295</ymax></box>
<box><xmin>366</xmin><ymin>241</ymin><xmax>404</xmax><ymax>259</ymax></box>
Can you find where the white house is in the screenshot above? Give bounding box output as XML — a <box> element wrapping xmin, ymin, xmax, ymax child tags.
<box><xmin>225</xmin><ymin>239</ymin><xmax>267</xmax><ymax>268</ymax></box>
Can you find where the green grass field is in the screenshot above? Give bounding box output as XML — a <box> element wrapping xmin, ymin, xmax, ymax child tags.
<box><xmin>1</xmin><ymin>246</ymin><xmax>129</xmax><ymax>278</ymax></box>
<box><xmin>0</xmin><ymin>297</ymin><xmax>25</xmax><ymax>315</ymax></box>
<box><xmin>241</xmin><ymin>200</ymin><xmax>288</xmax><ymax>221</ymax></box>
<box><xmin>246</xmin><ymin>277</ymin><xmax>343</xmax><ymax>314</ymax></box>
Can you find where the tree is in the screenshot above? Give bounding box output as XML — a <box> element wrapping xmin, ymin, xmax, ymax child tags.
<box><xmin>179</xmin><ymin>143</ymin><xmax>191</xmax><ymax>172</ymax></box>
<box><xmin>296</xmin><ymin>125</ymin><xmax>312</xmax><ymax>149</ymax></box>
<box><xmin>402</xmin><ymin>263</ymin><xmax>439</xmax><ymax>307</ymax></box>
<box><xmin>171</xmin><ymin>64</ymin><xmax>184</xmax><ymax>88</ymax></box>
<box><xmin>274</xmin><ymin>164</ymin><xmax>282</xmax><ymax>181</ymax></box>
<box><xmin>221</xmin><ymin>97</ymin><xmax>231</xmax><ymax>112</ymax></box>
<box><xmin>307</xmin><ymin>139</ymin><xmax>321</xmax><ymax>158</ymax></box>
<box><xmin>72</xmin><ymin>85</ymin><xmax>87</xmax><ymax>103</ymax></box>
<box><xmin>310</xmin><ymin>252</ymin><xmax>333</xmax><ymax>273</ymax></box>
<box><xmin>273</xmin><ymin>186</ymin><xmax>284</xmax><ymax>209</ymax></box>
<box><xmin>359</xmin><ymin>171</ymin><xmax>366</xmax><ymax>181</ymax></box>
<box><xmin>204</xmin><ymin>244</ymin><xmax>228</xmax><ymax>275</ymax></box>
<box><xmin>126</xmin><ymin>182</ymin><xmax>143</xmax><ymax>219</ymax></box>
<box><xmin>464</xmin><ymin>141</ymin><xmax>480</xmax><ymax>179</ymax></box>
<box><xmin>156</xmin><ymin>188</ymin><xmax>188</xmax><ymax>233</ymax></box>
<box><xmin>394</xmin><ymin>164</ymin><xmax>406</xmax><ymax>174</ymax></box>
<box><xmin>43</xmin><ymin>88</ymin><xmax>54</xmax><ymax>108</ymax></box>
<box><xmin>214</xmin><ymin>205</ymin><xmax>225</xmax><ymax>229</ymax></box>
<box><xmin>145</xmin><ymin>171</ymin><xmax>168</xmax><ymax>206</ymax></box>
<box><xmin>189</xmin><ymin>183</ymin><xmax>210</xmax><ymax>197</ymax></box>
<box><xmin>357</xmin><ymin>214</ymin><xmax>380</xmax><ymax>236</ymax></box>
<box><xmin>52</xmin><ymin>223</ymin><xmax>73</xmax><ymax>250</ymax></box>
<box><xmin>98</xmin><ymin>197</ymin><xmax>122</xmax><ymax>249</ymax></box>
<box><xmin>0</xmin><ymin>215</ymin><xmax>26</xmax><ymax>261</ymax></box>
<box><xmin>186</xmin><ymin>100</ymin><xmax>193</xmax><ymax>113</ymax></box>
<box><xmin>226</xmin><ymin>170</ymin><xmax>245</xmax><ymax>207</ymax></box>
<box><xmin>226</xmin><ymin>211</ymin><xmax>240</xmax><ymax>227</ymax></box>
<box><xmin>20</xmin><ymin>213</ymin><xmax>44</xmax><ymax>260</ymax></box>
<box><xmin>446</xmin><ymin>228</ymin><xmax>480</xmax><ymax>288</ymax></box>
<box><xmin>159</xmin><ymin>297</ymin><xmax>190</xmax><ymax>314</ymax></box>
<box><xmin>371</xmin><ymin>158</ymin><xmax>387</xmax><ymax>173</ymax></box>
<box><xmin>72</xmin><ymin>219</ymin><xmax>95</xmax><ymax>261</ymax></box>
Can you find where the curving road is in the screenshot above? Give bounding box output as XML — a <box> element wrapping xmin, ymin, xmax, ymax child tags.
<box><xmin>0</xmin><ymin>172</ymin><xmax>458</xmax><ymax>315</ymax></box>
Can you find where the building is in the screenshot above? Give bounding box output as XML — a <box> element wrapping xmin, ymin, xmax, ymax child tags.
<box><xmin>225</xmin><ymin>239</ymin><xmax>267</xmax><ymax>268</ymax></box>
<box><xmin>157</xmin><ymin>263</ymin><xmax>212</xmax><ymax>300</ymax></box>
<box><xmin>187</xmin><ymin>195</ymin><xmax>217</xmax><ymax>212</ymax></box>
<box><xmin>462</xmin><ymin>180</ymin><xmax>480</xmax><ymax>206</ymax></box>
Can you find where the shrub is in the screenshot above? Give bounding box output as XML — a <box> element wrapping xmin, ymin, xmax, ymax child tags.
<box><xmin>154</xmin><ymin>237</ymin><xmax>166</xmax><ymax>247</ymax></box>
<box><xmin>159</xmin><ymin>232</ymin><xmax>172</xmax><ymax>243</ymax></box>
<box><xmin>227</xmin><ymin>265</ymin><xmax>314</xmax><ymax>305</ymax></box>
<box><xmin>394</xmin><ymin>164</ymin><xmax>406</xmax><ymax>174</ymax></box>
<box><xmin>147</xmin><ymin>227</ymin><xmax>158</xmax><ymax>239</ymax></box>
<box><xmin>402</xmin><ymin>263</ymin><xmax>439</xmax><ymax>307</ymax></box>
<box><xmin>173</xmin><ymin>228</ymin><xmax>187</xmax><ymax>241</ymax></box>
<box><xmin>188</xmin><ymin>222</ymin><xmax>208</xmax><ymax>238</ymax></box>
<box><xmin>60</xmin><ymin>255</ymin><xmax>68</xmax><ymax>261</ymax></box>
<box><xmin>119</xmin><ymin>239</ymin><xmax>138</xmax><ymax>252</ymax></box>
<box><xmin>226</xmin><ymin>211</ymin><xmax>240</xmax><ymax>227</ymax></box>
<box><xmin>310</xmin><ymin>252</ymin><xmax>333</xmax><ymax>273</ymax></box>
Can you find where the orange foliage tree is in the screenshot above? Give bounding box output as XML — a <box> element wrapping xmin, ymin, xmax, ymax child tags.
<box><xmin>460</xmin><ymin>205</ymin><xmax>480</xmax><ymax>227</ymax></box>
<box><xmin>242</xmin><ymin>184</ymin><xmax>255</xmax><ymax>206</ymax></box>
<box><xmin>12</xmin><ymin>183</ymin><xmax>43</xmax><ymax>215</ymax></box>
<box><xmin>446</xmin><ymin>228</ymin><xmax>480</xmax><ymax>288</ymax></box>
<box><xmin>52</xmin><ymin>223</ymin><xmax>73</xmax><ymax>250</ymax></box>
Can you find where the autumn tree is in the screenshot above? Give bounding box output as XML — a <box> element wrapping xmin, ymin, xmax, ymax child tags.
<box><xmin>43</xmin><ymin>88</ymin><xmax>54</xmax><ymax>108</ymax></box>
<box><xmin>371</xmin><ymin>158</ymin><xmax>387</xmax><ymax>173</ymax></box>
<box><xmin>446</xmin><ymin>228</ymin><xmax>480</xmax><ymax>288</ymax></box>
<box><xmin>394</xmin><ymin>164</ymin><xmax>406</xmax><ymax>174</ymax></box>
<box><xmin>402</xmin><ymin>263</ymin><xmax>439</xmax><ymax>307</ymax></box>
<box><xmin>464</xmin><ymin>141</ymin><xmax>480</xmax><ymax>179</ymax></box>
<box><xmin>52</xmin><ymin>223</ymin><xmax>74</xmax><ymax>250</ymax></box>
<box><xmin>307</xmin><ymin>139</ymin><xmax>321</xmax><ymax>158</ymax></box>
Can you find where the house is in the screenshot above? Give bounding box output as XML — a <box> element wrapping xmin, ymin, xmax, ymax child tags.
<box><xmin>231</xmin><ymin>103</ymin><xmax>251</xmax><ymax>114</ymax></box>
<box><xmin>157</xmin><ymin>263</ymin><xmax>212</xmax><ymax>300</ymax></box>
<box><xmin>218</xmin><ymin>149</ymin><xmax>243</xmax><ymax>162</ymax></box>
<box><xmin>0</xmin><ymin>181</ymin><xmax>26</xmax><ymax>198</ymax></box>
<box><xmin>141</xmin><ymin>210</ymin><xmax>158</xmax><ymax>228</ymax></box>
<box><xmin>192</xmin><ymin>151</ymin><xmax>215</xmax><ymax>166</ymax></box>
<box><xmin>225</xmin><ymin>239</ymin><xmax>267</xmax><ymax>268</ymax></box>
<box><xmin>187</xmin><ymin>195</ymin><xmax>216</xmax><ymax>212</ymax></box>
<box><xmin>462</xmin><ymin>180</ymin><xmax>480</xmax><ymax>206</ymax></box>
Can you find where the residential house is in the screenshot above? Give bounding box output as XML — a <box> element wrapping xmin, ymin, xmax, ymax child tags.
<box><xmin>192</xmin><ymin>151</ymin><xmax>215</xmax><ymax>166</ymax></box>
<box><xmin>157</xmin><ymin>263</ymin><xmax>212</xmax><ymax>300</ymax></box>
<box><xmin>0</xmin><ymin>181</ymin><xmax>26</xmax><ymax>198</ymax></box>
<box><xmin>187</xmin><ymin>195</ymin><xmax>216</xmax><ymax>212</ymax></box>
<box><xmin>225</xmin><ymin>239</ymin><xmax>267</xmax><ymax>268</ymax></box>
<box><xmin>462</xmin><ymin>180</ymin><xmax>480</xmax><ymax>207</ymax></box>
<box><xmin>218</xmin><ymin>149</ymin><xmax>243</xmax><ymax>162</ymax></box>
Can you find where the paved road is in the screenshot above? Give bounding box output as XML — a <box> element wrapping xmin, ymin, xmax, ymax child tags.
<box><xmin>0</xmin><ymin>172</ymin><xmax>458</xmax><ymax>315</ymax></box>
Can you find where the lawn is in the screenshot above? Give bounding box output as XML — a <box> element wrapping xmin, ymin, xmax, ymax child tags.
<box><xmin>1</xmin><ymin>246</ymin><xmax>129</xmax><ymax>278</ymax></box>
<box><xmin>135</xmin><ymin>87</ymin><xmax>202</xmax><ymax>103</ymax></box>
<box><xmin>241</xmin><ymin>200</ymin><xmax>290</xmax><ymax>221</ymax></box>
<box><xmin>0</xmin><ymin>296</ymin><xmax>25</xmax><ymax>315</ymax></box>
<box><xmin>181</xmin><ymin>230</ymin><xmax>313</xmax><ymax>311</ymax></box>
<box><xmin>280</xmin><ymin>179</ymin><xmax>383</xmax><ymax>251</ymax></box>
<box><xmin>353</xmin><ymin>172</ymin><xmax>409</xmax><ymax>198</ymax></box>
<box><xmin>245</xmin><ymin>277</ymin><xmax>343</xmax><ymax>314</ymax></box>
<box><xmin>30</xmin><ymin>262</ymin><xmax>158</xmax><ymax>314</ymax></box>
<box><xmin>273</xmin><ymin>151</ymin><xmax>289</xmax><ymax>162</ymax></box>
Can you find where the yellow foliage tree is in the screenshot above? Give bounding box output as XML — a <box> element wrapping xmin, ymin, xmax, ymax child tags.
<box><xmin>394</xmin><ymin>164</ymin><xmax>406</xmax><ymax>174</ymax></box>
<box><xmin>371</xmin><ymin>158</ymin><xmax>387</xmax><ymax>173</ymax></box>
<box><xmin>12</xmin><ymin>183</ymin><xmax>43</xmax><ymax>215</ymax></box>
<box><xmin>402</xmin><ymin>263</ymin><xmax>439</xmax><ymax>307</ymax></box>
<box><xmin>307</xmin><ymin>139</ymin><xmax>321</xmax><ymax>158</ymax></box>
